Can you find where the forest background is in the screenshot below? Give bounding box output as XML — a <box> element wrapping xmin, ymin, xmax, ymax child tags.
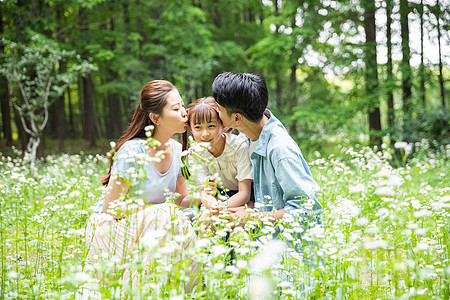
<box><xmin>0</xmin><ymin>0</ymin><xmax>449</xmax><ymax>159</ymax></box>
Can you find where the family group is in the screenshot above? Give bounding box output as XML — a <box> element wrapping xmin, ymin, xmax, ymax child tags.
<box><xmin>84</xmin><ymin>72</ymin><xmax>323</xmax><ymax>293</ymax></box>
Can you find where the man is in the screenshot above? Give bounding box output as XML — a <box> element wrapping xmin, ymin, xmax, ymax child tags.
<box><xmin>212</xmin><ymin>72</ymin><xmax>322</xmax><ymax>229</ymax></box>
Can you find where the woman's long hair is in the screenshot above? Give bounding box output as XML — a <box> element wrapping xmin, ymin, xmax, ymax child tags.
<box><xmin>100</xmin><ymin>80</ymin><xmax>176</xmax><ymax>186</ymax></box>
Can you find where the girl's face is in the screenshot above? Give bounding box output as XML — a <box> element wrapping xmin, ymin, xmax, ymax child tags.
<box><xmin>157</xmin><ymin>90</ymin><xmax>188</xmax><ymax>134</ymax></box>
<box><xmin>190</xmin><ymin>116</ymin><xmax>223</xmax><ymax>146</ymax></box>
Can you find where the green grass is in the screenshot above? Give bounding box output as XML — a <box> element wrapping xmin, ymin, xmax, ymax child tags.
<box><xmin>1</xmin><ymin>140</ymin><xmax>449</xmax><ymax>299</ymax></box>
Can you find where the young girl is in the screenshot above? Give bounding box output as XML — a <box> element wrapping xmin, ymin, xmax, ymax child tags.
<box><xmin>85</xmin><ymin>80</ymin><xmax>196</xmax><ymax>292</ymax></box>
<box><xmin>183</xmin><ymin>97</ymin><xmax>254</xmax><ymax>215</ymax></box>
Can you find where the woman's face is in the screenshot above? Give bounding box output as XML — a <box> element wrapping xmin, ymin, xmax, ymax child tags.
<box><xmin>190</xmin><ymin>115</ymin><xmax>223</xmax><ymax>146</ymax></box>
<box><xmin>157</xmin><ymin>90</ymin><xmax>188</xmax><ymax>134</ymax></box>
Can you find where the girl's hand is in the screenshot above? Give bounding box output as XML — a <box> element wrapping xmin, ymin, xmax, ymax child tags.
<box><xmin>203</xmin><ymin>194</ymin><xmax>220</xmax><ymax>215</ymax></box>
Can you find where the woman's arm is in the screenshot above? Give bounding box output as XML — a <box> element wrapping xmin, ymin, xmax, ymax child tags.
<box><xmin>222</xmin><ymin>179</ymin><xmax>252</xmax><ymax>208</ymax></box>
<box><xmin>102</xmin><ymin>177</ymin><xmax>130</xmax><ymax>215</ymax></box>
<box><xmin>174</xmin><ymin>175</ymin><xmax>194</xmax><ymax>209</ymax></box>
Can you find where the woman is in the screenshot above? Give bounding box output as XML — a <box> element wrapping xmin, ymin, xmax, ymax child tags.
<box><xmin>85</xmin><ymin>80</ymin><xmax>196</xmax><ymax>293</ymax></box>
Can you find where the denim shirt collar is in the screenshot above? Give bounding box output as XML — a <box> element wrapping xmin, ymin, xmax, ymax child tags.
<box><xmin>253</xmin><ymin>110</ymin><xmax>278</xmax><ymax>157</ymax></box>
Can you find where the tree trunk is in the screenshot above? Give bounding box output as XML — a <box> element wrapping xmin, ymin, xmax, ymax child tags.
<box><xmin>400</xmin><ymin>0</ymin><xmax>412</xmax><ymax>114</ymax></box>
<box><xmin>54</xmin><ymin>2</ymin><xmax>66</xmax><ymax>149</ymax></box>
<box><xmin>81</xmin><ymin>74</ymin><xmax>97</xmax><ymax>147</ymax></box>
<box><xmin>106</xmin><ymin>93</ymin><xmax>123</xmax><ymax>139</ymax></box>
<box><xmin>78</xmin><ymin>8</ymin><xmax>96</xmax><ymax>147</ymax></box>
<box><xmin>106</xmin><ymin>17</ymin><xmax>124</xmax><ymax>140</ymax></box>
<box><xmin>53</xmin><ymin>93</ymin><xmax>66</xmax><ymax>149</ymax></box>
<box><xmin>0</xmin><ymin>80</ymin><xmax>13</xmax><ymax>145</ymax></box>
<box><xmin>386</xmin><ymin>0</ymin><xmax>395</xmax><ymax>129</ymax></box>
<box><xmin>14</xmin><ymin>109</ymin><xmax>29</xmax><ymax>151</ymax></box>
<box><xmin>436</xmin><ymin>0</ymin><xmax>446</xmax><ymax>108</ymax></box>
<box><xmin>0</xmin><ymin>9</ymin><xmax>13</xmax><ymax>145</ymax></box>
<box><xmin>123</xmin><ymin>2</ymin><xmax>134</xmax><ymax>121</ymax></box>
<box><xmin>67</xmin><ymin>87</ymin><xmax>76</xmax><ymax>138</ymax></box>
<box><xmin>364</xmin><ymin>0</ymin><xmax>382</xmax><ymax>147</ymax></box>
<box><xmin>419</xmin><ymin>0</ymin><xmax>426</xmax><ymax>106</ymax></box>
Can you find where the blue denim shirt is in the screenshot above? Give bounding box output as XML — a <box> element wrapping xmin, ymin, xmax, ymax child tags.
<box><xmin>250</xmin><ymin>112</ymin><xmax>322</xmax><ymax>218</ymax></box>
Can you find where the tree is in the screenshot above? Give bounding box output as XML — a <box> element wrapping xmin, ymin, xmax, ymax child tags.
<box><xmin>363</xmin><ymin>0</ymin><xmax>381</xmax><ymax>146</ymax></box>
<box><xmin>386</xmin><ymin>0</ymin><xmax>395</xmax><ymax>129</ymax></box>
<box><xmin>433</xmin><ymin>0</ymin><xmax>447</xmax><ymax>108</ymax></box>
<box><xmin>400</xmin><ymin>0</ymin><xmax>412</xmax><ymax>114</ymax></box>
<box><xmin>0</xmin><ymin>36</ymin><xmax>95</xmax><ymax>168</ymax></box>
<box><xmin>418</xmin><ymin>0</ymin><xmax>426</xmax><ymax>106</ymax></box>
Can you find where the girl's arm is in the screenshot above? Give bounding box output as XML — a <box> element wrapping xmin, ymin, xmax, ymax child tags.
<box><xmin>102</xmin><ymin>176</ymin><xmax>130</xmax><ymax>216</ymax></box>
<box><xmin>222</xmin><ymin>179</ymin><xmax>252</xmax><ymax>208</ymax></box>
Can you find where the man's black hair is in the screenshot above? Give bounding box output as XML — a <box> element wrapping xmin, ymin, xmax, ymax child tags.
<box><xmin>212</xmin><ymin>72</ymin><xmax>268</xmax><ymax>122</ymax></box>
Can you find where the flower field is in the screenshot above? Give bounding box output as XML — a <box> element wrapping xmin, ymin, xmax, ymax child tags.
<box><xmin>1</xmin><ymin>141</ymin><xmax>449</xmax><ymax>299</ymax></box>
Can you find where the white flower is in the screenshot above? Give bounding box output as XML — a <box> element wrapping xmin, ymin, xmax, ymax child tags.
<box><xmin>415</xmin><ymin>242</ymin><xmax>428</xmax><ymax>251</ymax></box>
<box><xmin>140</xmin><ymin>229</ymin><xmax>167</xmax><ymax>249</ymax></box>
<box><xmin>394</xmin><ymin>142</ymin><xmax>408</xmax><ymax>149</ymax></box>
<box><xmin>364</xmin><ymin>237</ymin><xmax>388</xmax><ymax>250</ymax></box>
<box><xmin>109</xmin><ymin>141</ymin><xmax>116</xmax><ymax>148</ymax></box>
<box><xmin>7</xmin><ymin>271</ymin><xmax>19</xmax><ymax>279</ymax></box>
<box><xmin>282</xmin><ymin>232</ymin><xmax>293</xmax><ymax>241</ymax></box>
<box><xmin>225</xmin><ymin>265</ymin><xmax>239</xmax><ymax>274</ymax></box>
<box><xmin>375</xmin><ymin>208</ymin><xmax>390</xmax><ymax>218</ymax></box>
<box><xmin>236</xmin><ymin>260</ymin><xmax>247</xmax><ymax>269</ymax></box>
<box><xmin>67</xmin><ymin>191</ymin><xmax>79</xmax><ymax>199</ymax></box>
<box><xmin>144</xmin><ymin>125</ymin><xmax>154</xmax><ymax>132</ymax></box>
<box><xmin>74</xmin><ymin>272</ymin><xmax>90</xmax><ymax>282</ymax></box>
<box><xmin>210</xmin><ymin>244</ymin><xmax>227</xmax><ymax>258</ymax></box>
<box><xmin>64</xmin><ymin>203</ymin><xmax>75</xmax><ymax>209</ymax></box>
<box><xmin>50</xmin><ymin>205</ymin><xmax>60</xmax><ymax>211</ymax></box>
<box><xmin>248</xmin><ymin>276</ymin><xmax>273</xmax><ymax>299</ymax></box>
<box><xmin>374</xmin><ymin>186</ymin><xmax>395</xmax><ymax>197</ymax></box>
<box><xmin>411</xmin><ymin>199</ymin><xmax>421</xmax><ymax>209</ymax></box>
<box><xmin>356</xmin><ymin>217</ymin><xmax>369</xmax><ymax>226</ymax></box>
<box><xmin>413</xmin><ymin>209</ymin><xmax>432</xmax><ymax>218</ymax></box>
<box><xmin>349</xmin><ymin>183</ymin><xmax>366</xmax><ymax>193</ymax></box>
<box><xmin>250</xmin><ymin>240</ymin><xmax>285</xmax><ymax>272</ymax></box>
<box><xmin>387</xmin><ymin>174</ymin><xmax>404</xmax><ymax>186</ymax></box>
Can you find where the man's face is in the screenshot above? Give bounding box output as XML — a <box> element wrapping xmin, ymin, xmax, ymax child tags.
<box><xmin>216</xmin><ymin>103</ymin><xmax>236</xmax><ymax>128</ymax></box>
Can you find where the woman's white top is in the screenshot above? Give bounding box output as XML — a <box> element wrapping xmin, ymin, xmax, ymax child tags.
<box><xmin>190</xmin><ymin>133</ymin><xmax>253</xmax><ymax>191</ymax></box>
<box><xmin>93</xmin><ymin>138</ymin><xmax>182</xmax><ymax>213</ymax></box>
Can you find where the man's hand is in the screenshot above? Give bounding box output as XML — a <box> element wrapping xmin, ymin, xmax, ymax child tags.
<box><xmin>227</xmin><ymin>206</ymin><xmax>246</xmax><ymax>213</ymax></box>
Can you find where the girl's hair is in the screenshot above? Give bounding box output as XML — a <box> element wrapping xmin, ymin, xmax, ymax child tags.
<box><xmin>182</xmin><ymin>96</ymin><xmax>221</xmax><ymax>151</ymax></box>
<box><xmin>100</xmin><ymin>80</ymin><xmax>176</xmax><ymax>186</ymax></box>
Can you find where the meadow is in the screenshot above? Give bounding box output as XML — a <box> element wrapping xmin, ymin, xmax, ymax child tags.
<box><xmin>1</xmin><ymin>140</ymin><xmax>449</xmax><ymax>299</ymax></box>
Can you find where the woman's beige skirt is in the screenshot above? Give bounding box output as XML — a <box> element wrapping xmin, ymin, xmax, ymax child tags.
<box><xmin>85</xmin><ymin>203</ymin><xmax>197</xmax><ymax>293</ymax></box>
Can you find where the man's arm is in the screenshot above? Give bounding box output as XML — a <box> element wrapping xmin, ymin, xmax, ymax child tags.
<box><xmin>274</xmin><ymin>157</ymin><xmax>321</xmax><ymax>215</ymax></box>
<box><xmin>230</xmin><ymin>157</ymin><xmax>320</xmax><ymax>226</ymax></box>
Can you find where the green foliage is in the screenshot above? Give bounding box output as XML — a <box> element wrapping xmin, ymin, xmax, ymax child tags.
<box><xmin>0</xmin><ymin>34</ymin><xmax>95</xmax><ymax>166</ymax></box>
<box><xmin>393</xmin><ymin>109</ymin><xmax>450</xmax><ymax>147</ymax></box>
<box><xmin>0</xmin><ymin>0</ymin><xmax>448</xmax><ymax>147</ymax></box>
